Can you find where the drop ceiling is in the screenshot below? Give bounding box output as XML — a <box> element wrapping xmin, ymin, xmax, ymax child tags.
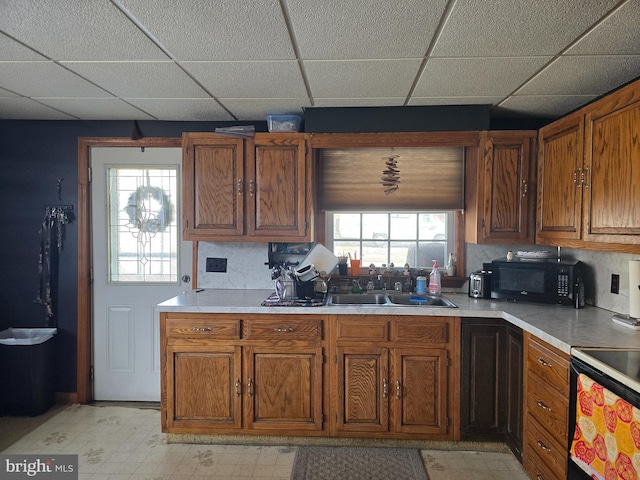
<box><xmin>0</xmin><ymin>0</ymin><xmax>639</xmax><ymax>122</ymax></box>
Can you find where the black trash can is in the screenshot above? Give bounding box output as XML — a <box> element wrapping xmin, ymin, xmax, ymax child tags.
<box><xmin>0</xmin><ymin>328</ymin><xmax>57</xmax><ymax>416</ymax></box>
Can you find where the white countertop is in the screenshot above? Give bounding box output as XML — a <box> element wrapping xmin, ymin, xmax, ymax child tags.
<box><xmin>158</xmin><ymin>289</ymin><xmax>640</xmax><ymax>355</ymax></box>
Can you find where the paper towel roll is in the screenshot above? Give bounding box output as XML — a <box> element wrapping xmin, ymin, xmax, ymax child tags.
<box><xmin>630</xmin><ymin>261</ymin><xmax>640</xmax><ymax>319</ymax></box>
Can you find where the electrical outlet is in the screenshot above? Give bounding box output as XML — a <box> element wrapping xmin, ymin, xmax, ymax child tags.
<box><xmin>206</xmin><ymin>257</ymin><xmax>227</xmax><ymax>273</ymax></box>
<box><xmin>611</xmin><ymin>274</ymin><xmax>620</xmax><ymax>294</ymax></box>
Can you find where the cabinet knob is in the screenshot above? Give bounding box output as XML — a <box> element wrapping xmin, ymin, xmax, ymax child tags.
<box><xmin>536</xmin><ymin>439</ymin><xmax>551</xmax><ymax>452</ymax></box>
<box><xmin>191</xmin><ymin>327</ymin><xmax>212</xmax><ymax>332</ymax></box>
<box><xmin>536</xmin><ymin>400</ymin><xmax>552</xmax><ymax>412</ymax></box>
<box><xmin>537</xmin><ymin>357</ymin><xmax>552</xmax><ymax>368</ymax></box>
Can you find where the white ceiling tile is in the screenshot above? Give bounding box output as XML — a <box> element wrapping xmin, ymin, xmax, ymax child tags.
<box><xmin>118</xmin><ymin>0</ymin><xmax>295</xmax><ymax>61</ymax></box>
<box><xmin>220</xmin><ymin>98</ymin><xmax>310</xmax><ymax>121</ymax></box>
<box><xmin>286</xmin><ymin>0</ymin><xmax>448</xmax><ymax>59</ymax></box>
<box><xmin>0</xmin><ymin>33</ymin><xmax>47</xmax><ymax>61</ymax></box>
<box><xmin>518</xmin><ymin>56</ymin><xmax>640</xmax><ymax>95</ymax></box>
<box><xmin>566</xmin><ymin>1</ymin><xmax>640</xmax><ymax>55</ymax></box>
<box><xmin>408</xmin><ymin>96</ymin><xmax>504</xmax><ymax>107</ymax></box>
<box><xmin>0</xmin><ymin>0</ymin><xmax>167</xmax><ymax>60</ymax></box>
<box><xmin>61</xmin><ymin>62</ymin><xmax>209</xmax><ymax>98</ymax></box>
<box><xmin>495</xmin><ymin>95</ymin><xmax>597</xmax><ymax>118</ymax></box>
<box><xmin>0</xmin><ymin>62</ymin><xmax>112</xmax><ymax>97</ymax></box>
<box><xmin>0</xmin><ymin>97</ymin><xmax>76</xmax><ymax>119</ymax></box>
<box><xmin>183</xmin><ymin>61</ymin><xmax>307</xmax><ymax>98</ymax></box>
<box><xmin>433</xmin><ymin>0</ymin><xmax>621</xmax><ymax>57</ymax></box>
<box><xmin>414</xmin><ymin>57</ymin><xmax>551</xmax><ymax>97</ymax></box>
<box><xmin>34</xmin><ymin>98</ymin><xmax>154</xmax><ymax>120</ymax></box>
<box><xmin>305</xmin><ymin>60</ymin><xmax>421</xmax><ymax>98</ymax></box>
<box><xmin>0</xmin><ymin>87</ymin><xmax>19</xmax><ymax>98</ymax></box>
<box><xmin>314</xmin><ymin>98</ymin><xmax>405</xmax><ymax>107</ymax></box>
<box><xmin>125</xmin><ymin>98</ymin><xmax>235</xmax><ymax>121</ymax></box>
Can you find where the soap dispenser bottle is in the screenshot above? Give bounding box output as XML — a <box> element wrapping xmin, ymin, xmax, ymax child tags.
<box><xmin>429</xmin><ymin>260</ymin><xmax>441</xmax><ymax>295</ymax></box>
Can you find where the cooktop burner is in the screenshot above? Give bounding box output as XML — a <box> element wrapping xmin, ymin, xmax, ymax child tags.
<box><xmin>261</xmin><ymin>292</ymin><xmax>326</xmax><ymax>307</ymax></box>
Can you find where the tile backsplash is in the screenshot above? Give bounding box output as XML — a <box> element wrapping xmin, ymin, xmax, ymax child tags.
<box><xmin>197</xmin><ymin>241</ymin><xmax>638</xmax><ymax>316</ymax></box>
<box><xmin>466</xmin><ymin>244</ymin><xmax>638</xmax><ymax>315</ymax></box>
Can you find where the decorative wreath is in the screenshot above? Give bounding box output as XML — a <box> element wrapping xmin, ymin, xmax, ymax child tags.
<box><xmin>125</xmin><ymin>186</ymin><xmax>173</xmax><ymax>234</ymax></box>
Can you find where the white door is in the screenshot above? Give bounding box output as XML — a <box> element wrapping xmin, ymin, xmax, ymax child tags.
<box><xmin>91</xmin><ymin>147</ymin><xmax>192</xmax><ymax>401</ymax></box>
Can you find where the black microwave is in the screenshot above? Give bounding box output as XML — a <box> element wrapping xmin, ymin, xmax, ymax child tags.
<box><xmin>490</xmin><ymin>258</ymin><xmax>584</xmax><ymax>306</ymax></box>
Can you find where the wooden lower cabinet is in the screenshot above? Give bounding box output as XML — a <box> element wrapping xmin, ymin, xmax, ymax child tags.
<box><xmin>161</xmin><ymin>312</ymin><xmax>461</xmax><ymax>442</ymax></box>
<box><xmin>161</xmin><ymin>313</ymin><xmax>326</xmax><ymax>436</ymax></box>
<box><xmin>331</xmin><ymin>315</ymin><xmax>457</xmax><ymax>440</ymax></box>
<box><xmin>522</xmin><ymin>333</ymin><xmax>570</xmax><ymax>480</ymax></box>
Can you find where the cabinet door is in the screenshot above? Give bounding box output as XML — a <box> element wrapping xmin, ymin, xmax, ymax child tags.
<box><xmin>391</xmin><ymin>347</ymin><xmax>448</xmax><ymax>435</ymax></box>
<box><xmin>460</xmin><ymin>321</ymin><xmax>505</xmax><ymax>437</ymax></box>
<box><xmin>335</xmin><ymin>346</ymin><xmax>389</xmax><ymax>433</ymax></box>
<box><xmin>166</xmin><ymin>345</ymin><xmax>242</xmax><ymax>432</ymax></box>
<box><xmin>482</xmin><ymin>131</ymin><xmax>535</xmax><ymax>243</ymax></box>
<box><xmin>182</xmin><ymin>133</ymin><xmax>245</xmax><ymax>239</ymax></box>
<box><xmin>247</xmin><ymin>134</ymin><xmax>310</xmax><ymax>239</ymax></box>
<box><xmin>536</xmin><ymin>114</ymin><xmax>585</xmax><ymax>241</ymax></box>
<box><xmin>245</xmin><ymin>346</ymin><xmax>323</xmax><ymax>432</ymax></box>
<box><xmin>583</xmin><ymin>94</ymin><xmax>640</xmax><ymax>244</ymax></box>
<box><xmin>505</xmin><ymin>325</ymin><xmax>523</xmax><ymax>461</ymax></box>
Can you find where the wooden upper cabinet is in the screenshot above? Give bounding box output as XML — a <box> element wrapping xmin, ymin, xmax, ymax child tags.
<box><xmin>536</xmin><ymin>113</ymin><xmax>585</xmax><ymax>242</ymax></box>
<box><xmin>583</xmin><ymin>88</ymin><xmax>640</xmax><ymax>244</ymax></box>
<box><xmin>247</xmin><ymin>134</ymin><xmax>309</xmax><ymax>238</ymax></box>
<box><xmin>466</xmin><ymin>130</ymin><xmax>536</xmax><ymax>244</ymax></box>
<box><xmin>182</xmin><ymin>134</ymin><xmax>244</xmax><ymax>239</ymax></box>
<box><xmin>182</xmin><ymin>132</ymin><xmax>312</xmax><ymax>242</ymax></box>
<box><xmin>536</xmin><ymin>78</ymin><xmax>640</xmax><ymax>251</ymax></box>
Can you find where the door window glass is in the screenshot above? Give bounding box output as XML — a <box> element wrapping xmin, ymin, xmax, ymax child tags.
<box><xmin>107</xmin><ymin>167</ymin><xmax>179</xmax><ymax>284</ymax></box>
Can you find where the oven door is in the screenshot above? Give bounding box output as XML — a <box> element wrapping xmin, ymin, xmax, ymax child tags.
<box><xmin>569</xmin><ymin>358</ymin><xmax>640</xmax><ymax>479</ymax></box>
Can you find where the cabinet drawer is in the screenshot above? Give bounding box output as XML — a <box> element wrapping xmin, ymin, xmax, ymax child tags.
<box><xmin>336</xmin><ymin>318</ymin><xmax>389</xmax><ymax>341</ymax></box>
<box><xmin>243</xmin><ymin>318</ymin><xmax>322</xmax><ymax>341</ymax></box>
<box><xmin>527</xmin><ymin>338</ymin><xmax>569</xmax><ymax>395</ymax></box>
<box><xmin>524</xmin><ymin>446</ymin><xmax>559</xmax><ymax>480</ymax></box>
<box><xmin>526</xmin><ymin>373</ymin><xmax>568</xmax><ymax>445</ymax></box>
<box><xmin>391</xmin><ymin>318</ymin><xmax>449</xmax><ymax>345</ymax></box>
<box><xmin>525</xmin><ymin>415</ymin><xmax>567</xmax><ymax>480</ymax></box>
<box><xmin>166</xmin><ymin>316</ymin><xmax>241</xmax><ymax>340</ymax></box>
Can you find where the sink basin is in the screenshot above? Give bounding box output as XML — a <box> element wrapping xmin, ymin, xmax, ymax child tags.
<box><xmin>326</xmin><ymin>293</ymin><xmax>389</xmax><ymax>305</ymax></box>
<box><xmin>387</xmin><ymin>294</ymin><xmax>457</xmax><ymax>308</ymax></box>
<box><xmin>325</xmin><ymin>292</ymin><xmax>457</xmax><ymax>308</ymax></box>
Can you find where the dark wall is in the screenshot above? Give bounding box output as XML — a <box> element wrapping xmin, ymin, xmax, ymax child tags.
<box><xmin>0</xmin><ymin>120</ymin><xmax>267</xmax><ymax>394</ymax></box>
<box><xmin>0</xmin><ymin>113</ymin><xmax>535</xmax><ymax>395</ymax></box>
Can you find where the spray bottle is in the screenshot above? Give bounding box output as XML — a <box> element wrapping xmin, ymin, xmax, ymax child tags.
<box><xmin>429</xmin><ymin>260</ymin><xmax>441</xmax><ymax>295</ymax></box>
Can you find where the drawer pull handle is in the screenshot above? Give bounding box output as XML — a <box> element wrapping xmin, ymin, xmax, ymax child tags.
<box><xmin>235</xmin><ymin>378</ymin><xmax>241</xmax><ymax>397</ymax></box>
<box><xmin>537</xmin><ymin>357</ymin><xmax>552</xmax><ymax>368</ymax></box>
<box><xmin>537</xmin><ymin>400</ymin><xmax>552</xmax><ymax>412</ymax></box>
<box><xmin>247</xmin><ymin>377</ymin><xmax>253</xmax><ymax>397</ymax></box>
<box><xmin>249</xmin><ymin>179</ymin><xmax>255</xmax><ymax>197</ymax></box>
<box><xmin>536</xmin><ymin>439</ymin><xmax>551</xmax><ymax>452</ymax></box>
<box><xmin>237</xmin><ymin>178</ymin><xmax>243</xmax><ymax>196</ymax></box>
<box><xmin>383</xmin><ymin>378</ymin><xmax>388</xmax><ymax>399</ymax></box>
<box><xmin>536</xmin><ymin>474</ymin><xmax>542</xmax><ymax>480</ymax></box>
<box><xmin>274</xmin><ymin>327</ymin><xmax>295</xmax><ymax>333</ymax></box>
<box><xmin>396</xmin><ymin>380</ymin><xmax>401</xmax><ymax>400</ymax></box>
<box><xmin>191</xmin><ymin>327</ymin><xmax>212</xmax><ymax>332</ymax></box>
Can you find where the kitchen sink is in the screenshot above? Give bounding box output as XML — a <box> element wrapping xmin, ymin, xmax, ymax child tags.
<box><xmin>326</xmin><ymin>293</ymin><xmax>389</xmax><ymax>305</ymax></box>
<box><xmin>386</xmin><ymin>293</ymin><xmax>457</xmax><ymax>308</ymax></box>
<box><xmin>325</xmin><ymin>292</ymin><xmax>457</xmax><ymax>308</ymax></box>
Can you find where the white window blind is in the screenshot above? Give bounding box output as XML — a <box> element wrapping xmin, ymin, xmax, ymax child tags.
<box><xmin>318</xmin><ymin>147</ymin><xmax>464</xmax><ymax>211</ymax></box>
